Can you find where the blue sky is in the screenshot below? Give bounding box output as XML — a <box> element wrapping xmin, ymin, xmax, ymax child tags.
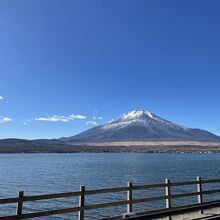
<box><xmin>0</xmin><ymin>0</ymin><xmax>220</xmax><ymax>139</ymax></box>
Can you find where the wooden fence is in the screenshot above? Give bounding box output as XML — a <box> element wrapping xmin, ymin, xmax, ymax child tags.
<box><xmin>1</xmin><ymin>177</ymin><xmax>220</xmax><ymax>219</ymax></box>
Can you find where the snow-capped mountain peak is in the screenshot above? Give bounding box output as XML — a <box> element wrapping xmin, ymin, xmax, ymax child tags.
<box><xmin>102</xmin><ymin>109</ymin><xmax>177</xmax><ymax>131</ymax></box>
<box><xmin>122</xmin><ymin>110</ymin><xmax>155</xmax><ymax>120</ymax></box>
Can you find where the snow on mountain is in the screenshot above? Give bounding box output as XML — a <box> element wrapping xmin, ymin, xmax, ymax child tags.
<box><xmin>63</xmin><ymin>110</ymin><xmax>220</xmax><ymax>142</ymax></box>
<box><xmin>102</xmin><ymin>110</ymin><xmax>187</xmax><ymax>131</ymax></box>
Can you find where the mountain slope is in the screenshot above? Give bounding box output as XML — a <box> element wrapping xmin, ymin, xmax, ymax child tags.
<box><xmin>63</xmin><ymin>110</ymin><xmax>220</xmax><ymax>142</ymax></box>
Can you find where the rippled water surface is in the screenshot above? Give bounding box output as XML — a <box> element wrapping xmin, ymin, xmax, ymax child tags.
<box><xmin>1</xmin><ymin>153</ymin><xmax>220</xmax><ymax>219</ymax></box>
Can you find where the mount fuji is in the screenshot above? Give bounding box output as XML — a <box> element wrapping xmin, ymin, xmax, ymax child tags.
<box><xmin>63</xmin><ymin>110</ymin><xmax>220</xmax><ymax>142</ymax></box>
<box><xmin>0</xmin><ymin>110</ymin><xmax>220</xmax><ymax>153</ymax></box>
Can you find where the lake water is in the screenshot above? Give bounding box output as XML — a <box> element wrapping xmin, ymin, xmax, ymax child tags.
<box><xmin>1</xmin><ymin>153</ymin><xmax>220</xmax><ymax>219</ymax></box>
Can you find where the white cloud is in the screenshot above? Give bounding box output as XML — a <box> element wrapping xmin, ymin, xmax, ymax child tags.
<box><xmin>35</xmin><ymin>114</ymin><xmax>86</xmax><ymax>122</ymax></box>
<box><xmin>69</xmin><ymin>114</ymin><xmax>86</xmax><ymax>119</ymax></box>
<box><xmin>23</xmin><ymin>119</ymin><xmax>32</xmax><ymax>125</ymax></box>
<box><xmin>108</xmin><ymin>119</ymin><xmax>115</xmax><ymax>123</ymax></box>
<box><xmin>93</xmin><ymin>116</ymin><xmax>103</xmax><ymax>120</ymax></box>
<box><xmin>35</xmin><ymin>115</ymin><xmax>69</xmax><ymax>122</ymax></box>
<box><xmin>86</xmin><ymin>121</ymin><xmax>97</xmax><ymax>125</ymax></box>
<box><xmin>0</xmin><ymin>117</ymin><xmax>13</xmax><ymax>124</ymax></box>
<box><xmin>0</xmin><ymin>96</ymin><xmax>9</xmax><ymax>104</ymax></box>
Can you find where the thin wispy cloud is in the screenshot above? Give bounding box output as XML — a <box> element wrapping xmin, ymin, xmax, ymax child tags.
<box><xmin>0</xmin><ymin>117</ymin><xmax>13</xmax><ymax>124</ymax></box>
<box><xmin>93</xmin><ymin>116</ymin><xmax>103</xmax><ymax>120</ymax></box>
<box><xmin>0</xmin><ymin>96</ymin><xmax>9</xmax><ymax>104</ymax></box>
<box><xmin>35</xmin><ymin>114</ymin><xmax>86</xmax><ymax>122</ymax></box>
<box><xmin>108</xmin><ymin>119</ymin><xmax>115</xmax><ymax>123</ymax></box>
<box><xmin>69</xmin><ymin>114</ymin><xmax>86</xmax><ymax>119</ymax></box>
<box><xmin>86</xmin><ymin>121</ymin><xmax>97</xmax><ymax>125</ymax></box>
<box><xmin>23</xmin><ymin>119</ymin><xmax>32</xmax><ymax>125</ymax></box>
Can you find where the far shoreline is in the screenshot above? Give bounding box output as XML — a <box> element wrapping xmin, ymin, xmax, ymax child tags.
<box><xmin>1</xmin><ymin>150</ymin><xmax>220</xmax><ymax>154</ymax></box>
<box><xmin>1</xmin><ymin>140</ymin><xmax>220</xmax><ymax>154</ymax></box>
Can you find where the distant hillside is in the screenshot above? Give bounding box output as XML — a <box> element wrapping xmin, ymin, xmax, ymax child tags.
<box><xmin>0</xmin><ymin>138</ymin><xmax>68</xmax><ymax>153</ymax></box>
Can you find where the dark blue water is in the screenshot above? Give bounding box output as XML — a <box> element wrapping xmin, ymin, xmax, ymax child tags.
<box><xmin>1</xmin><ymin>153</ymin><xmax>220</xmax><ymax>219</ymax></box>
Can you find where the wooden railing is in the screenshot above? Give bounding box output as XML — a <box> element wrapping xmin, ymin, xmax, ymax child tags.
<box><xmin>1</xmin><ymin>177</ymin><xmax>220</xmax><ymax>219</ymax></box>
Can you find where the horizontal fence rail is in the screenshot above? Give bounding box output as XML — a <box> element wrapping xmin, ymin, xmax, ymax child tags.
<box><xmin>1</xmin><ymin>177</ymin><xmax>220</xmax><ymax>219</ymax></box>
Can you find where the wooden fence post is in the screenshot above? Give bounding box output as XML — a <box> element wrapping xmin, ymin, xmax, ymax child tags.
<box><xmin>165</xmin><ymin>179</ymin><xmax>171</xmax><ymax>209</ymax></box>
<box><xmin>197</xmin><ymin>177</ymin><xmax>203</xmax><ymax>204</ymax></box>
<box><xmin>78</xmin><ymin>186</ymin><xmax>85</xmax><ymax>220</ymax></box>
<box><xmin>127</xmin><ymin>182</ymin><xmax>133</xmax><ymax>213</ymax></box>
<box><xmin>197</xmin><ymin>177</ymin><xmax>203</xmax><ymax>214</ymax></box>
<box><xmin>16</xmin><ymin>191</ymin><xmax>24</xmax><ymax>219</ymax></box>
